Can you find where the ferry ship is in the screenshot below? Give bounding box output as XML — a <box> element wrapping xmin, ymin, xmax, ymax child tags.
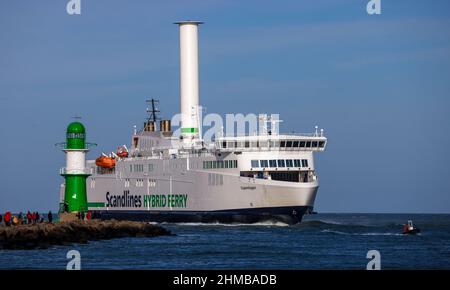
<box><xmin>60</xmin><ymin>21</ymin><xmax>327</xmax><ymax>224</ymax></box>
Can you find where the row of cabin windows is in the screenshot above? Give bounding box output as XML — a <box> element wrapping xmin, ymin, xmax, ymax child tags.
<box><xmin>220</xmin><ymin>140</ymin><xmax>325</xmax><ymax>149</ymax></box>
<box><xmin>208</xmin><ymin>173</ymin><xmax>224</xmax><ymax>186</ymax></box>
<box><xmin>130</xmin><ymin>164</ymin><xmax>144</xmax><ymax>172</ymax></box>
<box><xmin>124</xmin><ymin>179</ymin><xmax>157</xmax><ymax>188</ymax></box>
<box><xmin>203</xmin><ymin>160</ymin><xmax>238</xmax><ymax>169</ymax></box>
<box><xmin>251</xmin><ymin>159</ymin><xmax>309</xmax><ymax>168</ymax></box>
<box><xmin>136</xmin><ymin>179</ymin><xmax>144</xmax><ymax>187</ymax></box>
<box><xmin>170</xmin><ymin>162</ymin><xmax>186</xmax><ymax>170</ymax></box>
<box><xmin>129</xmin><ymin>163</ymin><xmax>154</xmax><ymax>173</ymax></box>
<box><xmin>128</xmin><ymin>162</ymin><xmax>187</xmax><ymax>172</ymax></box>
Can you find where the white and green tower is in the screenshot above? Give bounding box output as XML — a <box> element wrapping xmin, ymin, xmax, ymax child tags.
<box><xmin>59</xmin><ymin>121</ymin><xmax>95</xmax><ymax>213</ymax></box>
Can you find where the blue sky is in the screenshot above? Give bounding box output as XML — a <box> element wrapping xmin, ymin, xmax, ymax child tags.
<box><xmin>1</xmin><ymin>0</ymin><xmax>450</xmax><ymax>213</ymax></box>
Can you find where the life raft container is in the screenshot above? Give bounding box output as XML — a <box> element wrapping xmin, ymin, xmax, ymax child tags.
<box><xmin>116</xmin><ymin>145</ymin><xmax>129</xmax><ymax>158</ymax></box>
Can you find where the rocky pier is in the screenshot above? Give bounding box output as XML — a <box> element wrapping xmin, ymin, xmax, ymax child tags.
<box><xmin>0</xmin><ymin>220</ymin><xmax>171</xmax><ymax>250</ymax></box>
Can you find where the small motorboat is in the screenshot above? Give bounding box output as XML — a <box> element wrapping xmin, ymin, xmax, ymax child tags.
<box><xmin>402</xmin><ymin>220</ymin><xmax>420</xmax><ymax>235</ymax></box>
<box><xmin>95</xmin><ymin>155</ymin><xmax>116</xmax><ymax>168</ymax></box>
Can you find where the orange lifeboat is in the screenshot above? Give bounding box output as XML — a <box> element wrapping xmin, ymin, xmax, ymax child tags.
<box><xmin>95</xmin><ymin>156</ymin><xmax>116</xmax><ymax>168</ymax></box>
<box><xmin>116</xmin><ymin>145</ymin><xmax>129</xmax><ymax>158</ymax></box>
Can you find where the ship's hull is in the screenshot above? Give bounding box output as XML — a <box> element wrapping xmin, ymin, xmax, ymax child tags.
<box><xmin>78</xmin><ymin>156</ymin><xmax>320</xmax><ymax>225</ymax></box>
<box><xmin>92</xmin><ymin>205</ymin><xmax>311</xmax><ymax>225</ymax></box>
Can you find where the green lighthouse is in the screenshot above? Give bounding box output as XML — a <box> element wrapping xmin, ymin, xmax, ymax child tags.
<box><xmin>59</xmin><ymin>121</ymin><xmax>95</xmax><ymax>213</ymax></box>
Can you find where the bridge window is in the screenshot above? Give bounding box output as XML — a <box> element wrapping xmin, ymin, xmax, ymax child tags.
<box><xmin>269</xmin><ymin>160</ymin><xmax>277</xmax><ymax>167</ymax></box>
<box><xmin>294</xmin><ymin>159</ymin><xmax>301</xmax><ymax>167</ymax></box>
<box><xmin>301</xmin><ymin>159</ymin><xmax>309</xmax><ymax>167</ymax></box>
<box><xmin>245</xmin><ymin>141</ymin><xmax>250</xmax><ymax>148</ymax></box>
<box><xmin>312</xmin><ymin>141</ymin><xmax>318</xmax><ymax>148</ymax></box>
<box><xmin>260</xmin><ymin>160</ymin><xmax>268</xmax><ymax>168</ymax></box>
<box><xmin>280</xmin><ymin>141</ymin><xmax>286</xmax><ymax>147</ymax></box>
<box><xmin>319</xmin><ymin>141</ymin><xmax>325</xmax><ymax>148</ymax></box>
<box><xmin>222</xmin><ymin>141</ymin><xmax>227</xmax><ymax>148</ymax></box>
<box><xmin>286</xmin><ymin>141</ymin><xmax>292</xmax><ymax>147</ymax></box>
<box><xmin>251</xmin><ymin>160</ymin><xmax>259</xmax><ymax>168</ymax></box>
<box><xmin>277</xmin><ymin>159</ymin><xmax>285</xmax><ymax>167</ymax></box>
<box><xmin>300</xmin><ymin>141</ymin><xmax>306</xmax><ymax>148</ymax></box>
<box><xmin>293</xmin><ymin>141</ymin><xmax>299</xmax><ymax>147</ymax></box>
<box><xmin>286</xmin><ymin>159</ymin><xmax>293</xmax><ymax>167</ymax></box>
<box><xmin>306</xmin><ymin>141</ymin><xmax>311</xmax><ymax>148</ymax></box>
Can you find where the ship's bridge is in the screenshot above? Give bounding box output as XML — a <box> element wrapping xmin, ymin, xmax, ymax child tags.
<box><xmin>215</xmin><ymin>133</ymin><xmax>327</xmax><ymax>152</ymax></box>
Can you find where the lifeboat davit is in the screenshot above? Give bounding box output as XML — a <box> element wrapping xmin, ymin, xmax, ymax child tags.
<box><xmin>95</xmin><ymin>156</ymin><xmax>116</xmax><ymax>168</ymax></box>
<box><xmin>117</xmin><ymin>145</ymin><xmax>129</xmax><ymax>158</ymax></box>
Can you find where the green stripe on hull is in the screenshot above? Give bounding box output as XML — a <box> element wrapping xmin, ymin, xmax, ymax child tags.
<box><xmin>88</xmin><ymin>202</ymin><xmax>105</xmax><ymax>208</ymax></box>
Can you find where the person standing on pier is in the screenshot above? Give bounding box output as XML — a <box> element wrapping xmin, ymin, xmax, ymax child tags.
<box><xmin>27</xmin><ymin>211</ymin><xmax>31</xmax><ymax>224</ymax></box>
<box><xmin>48</xmin><ymin>211</ymin><xmax>53</xmax><ymax>223</ymax></box>
<box><xmin>4</xmin><ymin>211</ymin><xmax>11</xmax><ymax>226</ymax></box>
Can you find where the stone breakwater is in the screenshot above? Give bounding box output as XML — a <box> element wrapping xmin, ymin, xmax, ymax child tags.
<box><xmin>0</xmin><ymin>220</ymin><xmax>171</xmax><ymax>250</ymax></box>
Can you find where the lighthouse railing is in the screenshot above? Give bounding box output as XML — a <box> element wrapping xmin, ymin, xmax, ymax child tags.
<box><xmin>59</xmin><ymin>167</ymin><xmax>93</xmax><ymax>175</ymax></box>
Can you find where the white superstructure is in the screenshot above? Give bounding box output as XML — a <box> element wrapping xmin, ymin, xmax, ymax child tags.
<box><xmin>67</xmin><ymin>22</ymin><xmax>328</xmax><ymax>224</ymax></box>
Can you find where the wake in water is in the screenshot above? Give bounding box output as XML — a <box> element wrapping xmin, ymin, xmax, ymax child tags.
<box><xmin>153</xmin><ymin>216</ymin><xmax>427</xmax><ymax>237</ymax></box>
<box><xmin>159</xmin><ymin>219</ymin><xmax>393</xmax><ymax>230</ymax></box>
<box><xmin>321</xmin><ymin>229</ymin><xmax>405</xmax><ymax>236</ymax></box>
<box><xmin>297</xmin><ymin>218</ymin><xmax>417</xmax><ymax>236</ymax></box>
<box><xmin>296</xmin><ymin>220</ymin><xmax>372</xmax><ymax>230</ymax></box>
<box><xmin>160</xmin><ymin>220</ymin><xmax>290</xmax><ymax>227</ymax></box>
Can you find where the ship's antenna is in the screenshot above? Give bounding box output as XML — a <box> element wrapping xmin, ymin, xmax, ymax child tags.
<box><xmin>146</xmin><ymin>98</ymin><xmax>160</xmax><ymax>123</ymax></box>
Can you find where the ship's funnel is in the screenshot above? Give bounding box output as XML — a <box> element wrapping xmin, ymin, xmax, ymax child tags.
<box><xmin>175</xmin><ymin>21</ymin><xmax>203</xmax><ymax>140</ymax></box>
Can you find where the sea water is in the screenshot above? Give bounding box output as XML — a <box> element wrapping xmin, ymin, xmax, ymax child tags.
<box><xmin>0</xmin><ymin>213</ymin><xmax>449</xmax><ymax>269</ymax></box>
